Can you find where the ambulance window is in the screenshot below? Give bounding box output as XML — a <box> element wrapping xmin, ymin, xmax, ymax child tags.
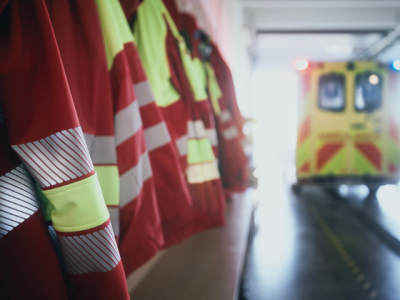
<box><xmin>355</xmin><ymin>72</ymin><xmax>382</xmax><ymax>112</ymax></box>
<box><xmin>318</xmin><ymin>74</ymin><xmax>345</xmax><ymax>112</ymax></box>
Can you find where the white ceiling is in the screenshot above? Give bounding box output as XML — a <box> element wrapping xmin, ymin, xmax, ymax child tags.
<box><xmin>242</xmin><ymin>0</ymin><xmax>400</xmax><ymax>67</ymax></box>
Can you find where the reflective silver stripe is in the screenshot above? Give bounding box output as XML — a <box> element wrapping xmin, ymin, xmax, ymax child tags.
<box><xmin>134</xmin><ymin>81</ymin><xmax>155</xmax><ymax>107</ymax></box>
<box><xmin>40</xmin><ymin>139</ymin><xmax>81</xmax><ymax>178</ymax></box>
<box><xmin>0</xmin><ymin>165</ymin><xmax>38</xmax><ymax>239</ymax></box>
<box><xmin>188</xmin><ymin>120</ymin><xmax>207</xmax><ymax>139</ymax></box>
<box><xmin>54</xmin><ymin>132</ymin><xmax>92</xmax><ymax>172</ymax></box>
<box><xmin>220</xmin><ymin>110</ymin><xmax>232</xmax><ymax>123</ymax></box>
<box><xmin>65</xmin><ymin>236</ymin><xmax>106</xmax><ymax>272</ymax></box>
<box><xmin>87</xmin><ymin>232</ymin><xmax>119</xmax><ymax>264</ymax></box>
<box><xmin>45</xmin><ymin>136</ymin><xmax>87</xmax><ymax>175</ymax></box>
<box><xmin>103</xmin><ymin>224</ymin><xmax>120</xmax><ymax>259</ymax></box>
<box><xmin>50</xmin><ymin>135</ymin><xmax>92</xmax><ymax>173</ymax></box>
<box><xmin>0</xmin><ymin>222</ymin><xmax>13</xmax><ymax>231</ymax></box>
<box><xmin>59</xmin><ymin>240</ymin><xmax>87</xmax><ymax>274</ymax></box>
<box><xmin>83</xmin><ymin>133</ymin><xmax>117</xmax><ymax>164</ymax></box>
<box><xmin>0</xmin><ymin>176</ymin><xmax>36</xmax><ymax>200</ymax></box>
<box><xmin>62</xmin><ymin>236</ymin><xmax>101</xmax><ymax>272</ymax></box>
<box><xmin>12</xmin><ymin>146</ymin><xmax>51</xmax><ymax>187</ymax></box>
<box><xmin>223</xmin><ymin>126</ymin><xmax>239</xmax><ymax>141</ymax></box>
<box><xmin>61</xmin><ymin>239</ymin><xmax>95</xmax><ymax>273</ymax></box>
<box><xmin>0</xmin><ymin>199</ymin><xmax>35</xmax><ymax>215</ymax></box>
<box><xmin>120</xmin><ymin>152</ymin><xmax>152</xmax><ymax>207</ymax></box>
<box><xmin>0</xmin><ymin>193</ymin><xmax>38</xmax><ymax>211</ymax></box>
<box><xmin>95</xmin><ymin>231</ymin><xmax>120</xmax><ymax>260</ymax></box>
<box><xmin>0</xmin><ymin>190</ymin><xmax>38</xmax><ymax>210</ymax></box>
<box><xmin>82</xmin><ymin>235</ymin><xmax>118</xmax><ymax>267</ymax></box>
<box><xmin>115</xmin><ymin>101</ymin><xmax>142</xmax><ymax>146</ymax></box>
<box><xmin>107</xmin><ymin>207</ymin><xmax>119</xmax><ymax>237</ymax></box>
<box><xmin>0</xmin><ymin>205</ymin><xmax>28</xmax><ymax>220</ymax></box>
<box><xmin>69</xmin><ymin>128</ymin><xmax>94</xmax><ymax>169</ymax></box>
<box><xmin>175</xmin><ymin>135</ymin><xmax>188</xmax><ymax>157</ymax></box>
<box><xmin>27</xmin><ymin>141</ymin><xmax>71</xmax><ymax>182</ymax></box>
<box><xmin>206</xmin><ymin>129</ymin><xmax>218</xmax><ymax>146</ymax></box>
<box><xmin>11</xmin><ymin>127</ymin><xmax>94</xmax><ymax>187</ymax></box>
<box><xmin>57</xmin><ymin>223</ymin><xmax>121</xmax><ymax>274</ymax></box>
<box><xmin>22</xmin><ymin>144</ymin><xmax>62</xmax><ymax>184</ymax></box>
<box><xmin>144</xmin><ymin>122</ymin><xmax>171</xmax><ymax>152</ymax></box>
<box><xmin>0</xmin><ymin>217</ymin><xmax>18</xmax><ymax>227</ymax></box>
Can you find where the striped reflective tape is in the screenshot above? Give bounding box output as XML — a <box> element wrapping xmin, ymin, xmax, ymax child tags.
<box><xmin>0</xmin><ymin>165</ymin><xmax>39</xmax><ymax>239</ymax></box>
<box><xmin>11</xmin><ymin>127</ymin><xmax>94</xmax><ymax>188</ymax></box>
<box><xmin>0</xmin><ymin>106</ymin><xmax>4</xmax><ymax>123</ymax></box>
<box><xmin>188</xmin><ymin>120</ymin><xmax>207</xmax><ymax>139</ymax></box>
<box><xmin>220</xmin><ymin>110</ymin><xmax>232</xmax><ymax>123</ymax></box>
<box><xmin>107</xmin><ymin>207</ymin><xmax>119</xmax><ymax>237</ymax></box>
<box><xmin>120</xmin><ymin>152</ymin><xmax>152</xmax><ymax>207</ymax></box>
<box><xmin>58</xmin><ymin>223</ymin><xmax>121</xmax><ymax>274</ymax></box>
<box><xmin>83</xmin><ymin>133</ymin><xmax>117</xmax><ymax>165</ymax></box>
<box><xmin>186</xmin><ymin>161</ymin><xmax>220</xmax><ymax>184</ymax></box>
<box><xmin>206</xmin><ymin>129</ymin><xmax>218</xmax><ymax>146</ymax></box>
<box><xmin>115</xmin><ymin>101</ymin><xmax>142</xmax><ymax>146</ymax></box>
<box><xmin>144</xmin><ymin>122</ymin><xmax>171</xmax><ymax>152</ymax></box>
<box><xmin>223</xmin><ymin>126</ymin><xmax>239</xmax><ymax>141</ymax></box>
<box><xmin>134</xmin><ymin>81</ymin><xmax>155</xmax><ymax>107</ymax></box>
<box><xmin>175</xmin><ymin>135</ymin><xmax>188</xmax><ymax>157</ymax></box>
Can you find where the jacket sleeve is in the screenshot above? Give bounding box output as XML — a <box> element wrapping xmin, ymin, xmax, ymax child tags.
<box><xmin>0</xmin><ymin>0</ymin><xmax>129</xmax><ymax>299</ymax></box>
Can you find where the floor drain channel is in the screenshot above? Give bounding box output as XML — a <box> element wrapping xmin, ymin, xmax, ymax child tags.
<box><xmin>310</xmin><ymin>205</ymin><xmax>381</xmax><ymax>300</ymax></box>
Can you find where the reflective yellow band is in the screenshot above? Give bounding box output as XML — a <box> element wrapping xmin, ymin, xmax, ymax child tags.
<box><xmin>134</xmin><ymin>0</ymin><xmax>181</xmax><ymax>107</ymax></box>
<box><xmin>35</xmin><ymin>184</ymin><xmax>54</xmax><ymax>222</ymax></box>
<box><xmin>42</xmin><ymin>174</ymin><xmax>109</xmax><ymax>232</ymax></box>
<box><xmin>205</xmin><ymin>62</ymin><xmax>222</xmax><ymax>115</ymax></box>
<box><xmin>187</xmin><ymin>138</ymin><xmax>215</xmax><ymax>164</ymax></box>
<box><xmin>186</xmin><ymin>161</ymin><xmax>220</xmax><ymax>184</ymax></box>
<box><xmin>94</xmin><ymin>166</ymin><xmax>120</xmax><ymax>206</ymax></box>
<box><xmin>95</xmin><ymin>0</ymin><xmax>124</xmax><ymax>70</ymax></box>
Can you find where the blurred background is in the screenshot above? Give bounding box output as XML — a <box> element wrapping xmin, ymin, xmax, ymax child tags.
<box><xmin>176</xmin><ymin>1</ymin><xmax>400</xmax><ymax>299</ymax></box>
<box><xmin>129</xmin><ymin>1</ymin><xmax>400</xmax><ymax>299</ymax></box>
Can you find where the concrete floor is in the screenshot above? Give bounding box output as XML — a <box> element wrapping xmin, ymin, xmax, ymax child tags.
<box><xmin>239</xmin><ymin>179</ymin><xmax>400</xmax><ymax>300</ymax></box>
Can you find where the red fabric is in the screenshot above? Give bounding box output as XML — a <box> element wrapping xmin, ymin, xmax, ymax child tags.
<box><xmin>110</xmin><ymin>50</ymin><xmax>163</xmax><ymax>275</ymax></box>
<box><xmin>211</xmin><ymin>45</ymin><xmax>245</xmax><ymax>140</ymax></box>
<box><xmin>165</xmin><ymin>22</ymin><xmax>225</xmax><ymax>231</ymax></box>
<box><xmin>180</xmin><ymin>13</ymin><xmax>248</xmax><ymax>198</ymax></box>
<box><xmin>0</xmin><ymin>128</ymin><xmax>68</xmax><ymax>299</ymax></box>
<box><xmin>55</xmin><ymin>220</ymin><xmax>128</xmax><ymax>300</ymax></box>
<box><xmin>124</xmin><ymin>42</ymin><xmax>194</xmax><ymax>247</ymax></box>
<box><xmin>0</xmin><ymin>1</ymin><xmax>118</xmax><ymax>298</ymax></box>
<box><xmin>119</xmin><ymin>0</ymin><xmax>141</xmax><ymax>22</ymax></box>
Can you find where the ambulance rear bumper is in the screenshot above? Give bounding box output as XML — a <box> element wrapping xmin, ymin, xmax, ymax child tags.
<box><xmin>297</xmin><ymin>175</ymin><xmax>399</xmax><ymax>188</ymax></box>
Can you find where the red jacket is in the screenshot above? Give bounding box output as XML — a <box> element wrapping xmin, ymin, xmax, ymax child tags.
<box><xmin>0</xmin><ymin>0</ymin><xmax>128</xmax><ymax>298</ymax></box>
<box><xmin>124</xmin><ymin>39</ymin><xmax>194</xmax><ymax>248</ymax></box>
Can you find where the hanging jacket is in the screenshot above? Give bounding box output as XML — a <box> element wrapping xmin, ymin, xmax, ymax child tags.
<box><xmin>0</xmin><ymin>0</ymin><xmax>128</xmax><ymax>299</ymax></box>
<box><xmin>210</xmin><ymin>44</ymin><xmax>245</xmax><ymax>141</ymax></box>
<box><xmin>95</xmin><ymin>0</ymin><xmax>164</xmax><ymax>275</ymax></box>
<box><xmin>134</xmin><ymin>0</ymin><xmax>225</xmax><ymax>231</ymax></box>
<box><xmin>113</xmin><ymin>1</ymin><xmax>194</xmax><ymax>248</ymax></box>
<box><xmin>179</xmin><ymin>13</ymin><xmax>248</xmax><ymax>198</ymax></box>
<box><xmin>163</xmin><ymin>0</ymin><xmax>219</xmax><ymax>158</ymax></box>
<box><xmin>46</xmin><ymin>0</ymin><xmax>120</xmax><ymax>242</ymax></box>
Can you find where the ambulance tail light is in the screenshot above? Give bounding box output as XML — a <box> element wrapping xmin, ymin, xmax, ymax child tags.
<box><xmin>295</xmin><ymin>59</ymin><xmax>309</xmax><ymax>71</ymax></box>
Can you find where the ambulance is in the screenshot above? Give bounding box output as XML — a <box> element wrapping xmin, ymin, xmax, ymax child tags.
<box><xmin>294</xmin><ymin>61</ymin><xmax>400</xmax><ymax>194</ymax></box>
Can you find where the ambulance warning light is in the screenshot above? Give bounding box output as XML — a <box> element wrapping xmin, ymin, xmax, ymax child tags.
<box><xmin>393</xmin><ymin>60</ymin><xmax>400</xmax><ymax>71</ymax></box>
<box><xmin>295</xmin><ymin>59</ymin><xmax>309</xmax><ymax>71</ymax></box>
